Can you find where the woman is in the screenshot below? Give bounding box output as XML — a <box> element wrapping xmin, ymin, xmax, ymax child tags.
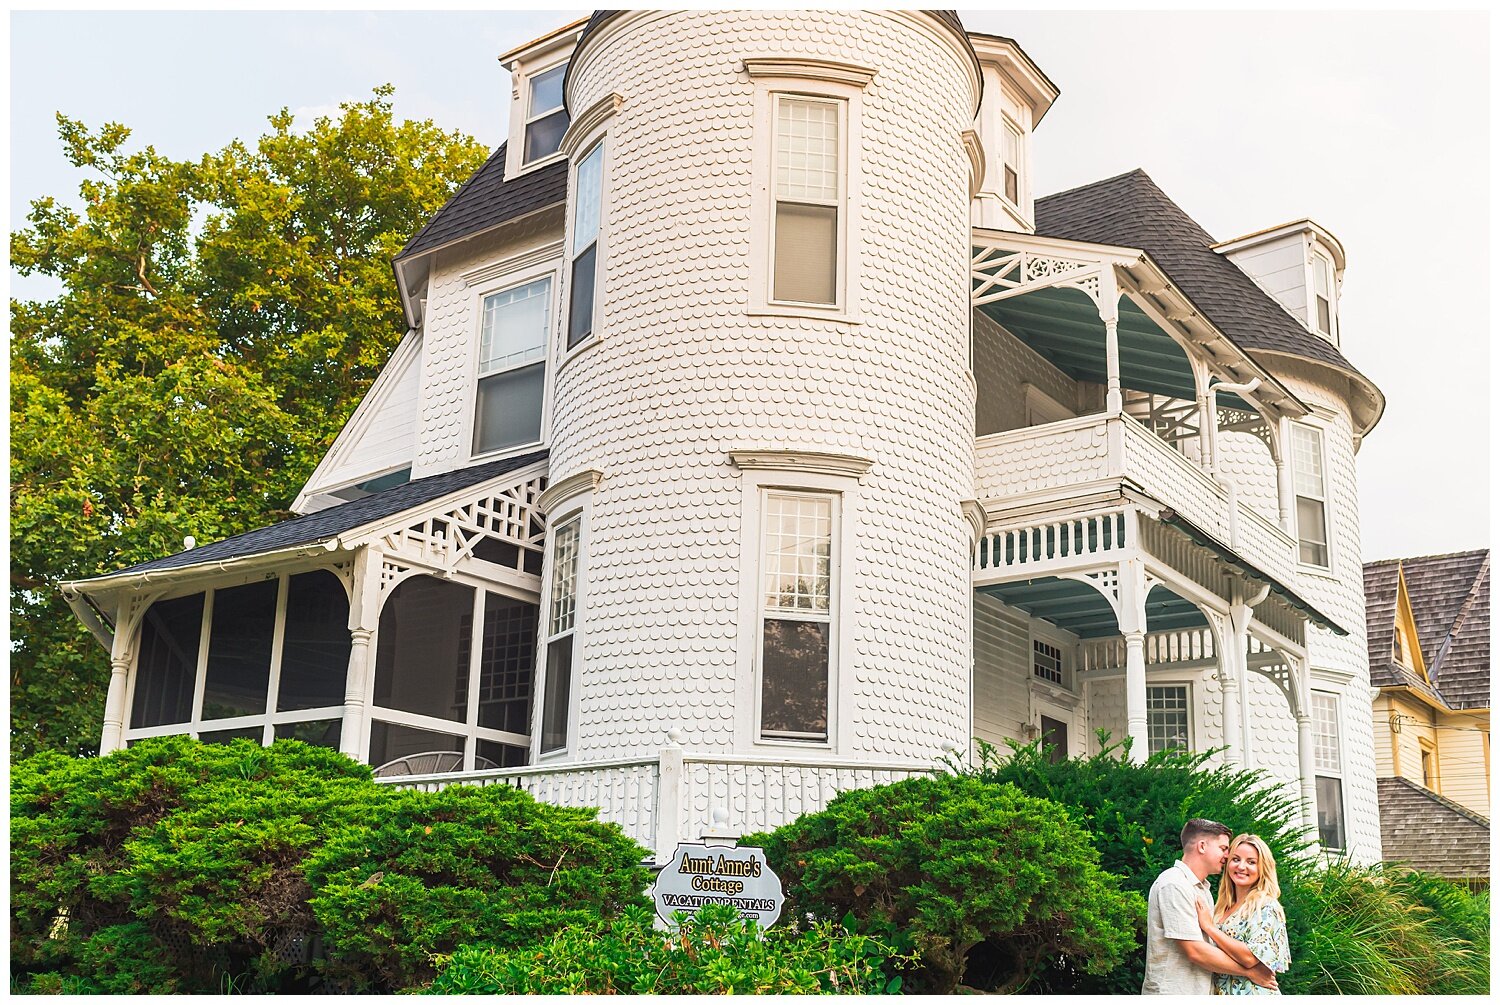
<box><xmin>1196</xmin><ymin>833</ymin><xmax>1291</xmax><ymax>995</ymax></box>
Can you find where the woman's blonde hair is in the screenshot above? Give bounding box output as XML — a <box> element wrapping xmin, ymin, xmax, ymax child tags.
<box><xmin>1214</xmin><ymin>833</ymin><xmax>1282</xmax><ymax>921</ymax></box>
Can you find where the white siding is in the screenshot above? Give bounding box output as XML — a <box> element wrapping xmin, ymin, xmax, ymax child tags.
<box><xmin>972</xmin><ymin>592</ymin><xmax>1031</xmax><ymax>756</ymax></box>
<box><xmin>1225</xmin><ymin>233</ymin><xmax>1307</xmax><ymax>319</ymax></box>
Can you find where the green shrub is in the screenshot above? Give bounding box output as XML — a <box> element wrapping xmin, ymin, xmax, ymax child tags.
<box><xmin>11</xmin><ymin>738</ymin><xmax>651</xmax><ymax>993</ymax></box>
<box><xmin>424</xmin><ymin>902</ymin><xmax>903</xmax><ymax>994</ymax></box>
<box><xmin>304</xmin><ymin>783</ymin><xmax>652</xmax><ymax>990</ymax></box>
<box><xmin>747</xmin><ymin>774</ymin><xmax>1142</xmax><ymax>993</ymax></box>
<box><xmin>10</xmin><ymin>736</ymin><xmax>371</xmax><ymax>992</ymax></box>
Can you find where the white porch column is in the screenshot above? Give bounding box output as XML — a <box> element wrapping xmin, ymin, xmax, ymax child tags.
<box><xmin>1293</xmin><ymin>659</ymin><xmax>1320</xmax><ymax>838</ymax></box>
<box><xmin>1118</xmin><ymin>556</ymin><xmax>1149</xmax><ymax>762</ymax></box>
<box><xmin>1274</xmin><ymin>417</ymin><xmax>1295</xmax><ymax>534</ymax></box>
<box><xmin>98</xmin><ymin>598</ymin><xmax>135</xmax><ymax>754</ymax></box>
<box><xmin>1216</xmin><ymin>619</ymin><xmax>1243</xmax><ymax>769</ymax></box>
<box><xmin>340</xmin><ymin>547</ymin><xmax>382</xmax><ymax>759</ymax></box>
<box><xmin>1099</xmin><ymin>268</ymin><xmax>1123</xmax><ymax>415</ymax></box>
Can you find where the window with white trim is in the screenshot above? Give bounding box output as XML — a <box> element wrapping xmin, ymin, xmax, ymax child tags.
<box><xmin>1292</xmin><ymin>423</ymin><xmax>1330</xmax><ymax>568</ymax></box>
<box><xmin>522</xmin><ymin>62</ymin><xmax>569</xmax><ymax>165</ymax></box>
<box><xmin>1146</xmin><ymin>685</ymin><xmax>1190</xmax><ymax>754</ymax></box>
<box><xmin>1312</xmin><ymin>691</ymin><xmax>1345</xmax><ymax>849</ymax></box>
<box><xmin>127</xmin><ymin>570</ymin><xmax>351</xmax><ymax>749</ymax></box>
<box><xmin>759</xmin><ymin>491</ymin><xmax>835</xmax><ymax>742</ymax></box>
<box><xmin>566</xmin><ymin>143</ymin><xmax>604</xmax><ymax>349</ymax></box>
<box><xmin>473</xmin><ymin>276</ymin><xmax>550</xmax><ymax>456</ymax></box>
<box><xmin>539</xmin><ymin>517</ymin><xmax>581</xmax><ymax>754</ymax></box>
<box><xmin>1310</xmin><ymin>251</ymin><xmax>1336</xmax><ymax>342</ymax></box>
<box><xmin>772</xmin><ymin>95</ymin><xmax>843</xmax><ymax>307</ymax></box>
<box><xmin>1032</xmin><ymin>638</ymin><xmax>1063</xmax><ymax>685</ymax></box>
<box><xmin>1002</xmin><ymin>118</ymin><xmax>1023</xmax><ymax>206</ymax></box>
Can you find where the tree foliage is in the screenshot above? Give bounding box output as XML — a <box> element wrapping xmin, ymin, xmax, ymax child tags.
<box><xmin>9</xmin><ymin>88</ymin><xmax>488</xmax><ymax>758</ymax></box>
<box><xmin>748</xmin><ymin>774</ymin><xmax>1143</xmax><ymax>994</ymax></box>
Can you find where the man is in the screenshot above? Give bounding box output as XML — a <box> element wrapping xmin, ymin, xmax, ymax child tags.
<box><xmin>1142</xmin><ymin>818</ymin><xmax>1279</xmax><ymax>994</ymax></box>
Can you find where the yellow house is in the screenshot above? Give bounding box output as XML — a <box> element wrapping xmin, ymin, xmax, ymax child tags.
<box><xmin>1363</xmin><ymin>550</ymin><xmax>1489</xmax><ymax>883</ymax></box>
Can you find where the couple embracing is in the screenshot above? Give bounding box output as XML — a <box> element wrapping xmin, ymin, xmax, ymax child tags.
<box><xmin>1142</xmin><ymin>818</ymin><xmax>1291</xmax><ymax>995</ymax></box>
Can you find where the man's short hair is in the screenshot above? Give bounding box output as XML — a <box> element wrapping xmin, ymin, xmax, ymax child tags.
<box><xmin>1180</xmin><ymin>818</ymin><xmax>1232</xmax><ymax>849</ymax></box>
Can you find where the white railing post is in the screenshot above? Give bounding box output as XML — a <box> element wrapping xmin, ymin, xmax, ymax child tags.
<box><xmin>654</xmin><ymin>728</ymin><xmax>685</xmax><ymax>865</ymax></box>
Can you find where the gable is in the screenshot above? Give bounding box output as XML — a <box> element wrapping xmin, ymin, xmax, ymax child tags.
<box><xmin>293</xmin><ymin>329</ymin><xmax>422</xmax><ymax>514</ymax></box>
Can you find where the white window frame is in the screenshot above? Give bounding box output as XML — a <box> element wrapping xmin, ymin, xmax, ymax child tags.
<box><xmin>1001</xmin><ymin>114</ymin><xmax>1025</xmax><ymax>210</ymax></box>
<box><xmin>510</xmin><ymin>56</ymin><xmax>571</xmax><ymax>173</ymax></box>
<box><xmin>1311</xmin><ymin>689</ymin><xmax>1346</xmax><ymax>850</ymax></box>
<box><xmin>1145</xmin><ymin>682</ymin><xmax>1194</xmax><ymax>755</ymax></box>
<box><xmin>1291</xmin><ymin>421</ymin><xmax>1332</xmax><ymax>570</ymax></box>
<box><xmin>466</xmin><ymin>260</ymin><xmax>561</xmax><ymax>462</ymax></box>
<box><xmin>533</xmin><ymin>502</ymin><xmax>590</xmax><ymax>762</ymax></box>
<box><xmin>730</xmin><ymin>453</ymin><xmax>866</xmax><ymax>754</ymax></box>
<box><xmin>121</xmin><ymin>568</ymin><xmax>351</xmax><ymax>747</ymax></box>
<box><xmin>745</xmin><ymin>61</ymin><xmax>870</xmax><ymax>324</ymax></box>
<box><xmin>557</xmin><ymin>111</ymin><xmax>613</xmax><ymax>366</ymax></box>
<box><xmin>768</xmin><ymin>93</ymin><xmax>846</xmax><ymax>311</ymax></box>
<box><xmin>1308</xmin><ymin>249</ymin><xmax>1338</xmax><ymax>344</ymax></box>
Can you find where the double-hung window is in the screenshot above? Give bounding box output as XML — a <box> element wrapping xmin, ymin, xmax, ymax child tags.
<box><xmin>1292</xmin><ymin>422</ymin><xmax>1330</xmax><ymax>568</ymax></box>
<box><xmin>1146</xmin><ymin>685</ymin><xmax>1190</xmax><ymax>754</ymax></box>
<box><xmin>473</xmin><ymin>277</ymin><xmax>550</xmax><ymax>456</ymax></box>
<box><xmin>759</xmin><ymin>492</ymin><xmax>835</xmax><ymax>742</ymax></box>
<box><xmin>566</xmin><ymin>143</ymin><xmax>604</xmax><ymax>349</ymax></box>
<box><xmin>772</xmin><ymin>95</ymin><xmax>843</xmax><ymax>307</ymax></box>
<box><xmin>523</xmin><ymin>62</ymin><xmax>569</xmax><ymax>164</ymax></box>
<box><xmin>539</xmin><ymin>517</ymin><xmax>581</xmax><ymax>754</ymax></box>
<box><xmin>1002</xmin><ymin>118</ymin><xmax>1023</xmax><ymax>206</ymax></box>
<box><xmin>1310</xmin><ymin>252</ymin><xmax>1336</xmax><ymax>341</ymax></box>
<box><xmin>1312</xmin><ymin>691</ymin><xmax>1345</xmax><ymax>849</ymax></box>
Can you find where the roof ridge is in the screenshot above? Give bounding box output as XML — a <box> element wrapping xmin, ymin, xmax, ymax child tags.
<box><xmin>1364</xmin><ymin>548</ymin><xmax>1490</xmax><ymax>567</ymax></box>
<box><xmin>1381</xmin><ymin>775</ymin><xmax>1491</xmax><ymax>828</ymax></box>
<box><xmin>1427</xmin><ymin>551</ymin><xmax>1490</xmax><ymax>687</ymax></box>
<box><xmin>1036</xmin><ymin>167</ymin><xmax>1150</xmax><ymax>205</ymax></box>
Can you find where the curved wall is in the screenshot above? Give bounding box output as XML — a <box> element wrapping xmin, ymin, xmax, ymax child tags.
<box><xmin>552</xmin><ymin>11</ymin><xmax>978</xmax><ymax>761</ymax></box>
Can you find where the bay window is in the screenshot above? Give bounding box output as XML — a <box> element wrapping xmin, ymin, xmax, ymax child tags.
<box><xmin>473</xmin><ymin>276</ymin><xmax>550</xmax><ymax>456</ymax></box>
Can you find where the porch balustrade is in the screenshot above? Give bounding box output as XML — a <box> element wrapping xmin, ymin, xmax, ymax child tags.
<box><xmin>380</xmin><ymin>742</ymin><xmax>936</xmax><ymax>861</ymax></box>
<box><xmin>1079</xmin><ymin>627</ymin><xmax>1217</xmax><ymax>672</ymax></box>
<box><xmin>974</xmin><ymin>412</ymin><xmax>1297</xmax><ymax>584</ymax></box>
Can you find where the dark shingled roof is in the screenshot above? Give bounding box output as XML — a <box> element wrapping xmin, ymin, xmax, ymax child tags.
<box><xmin>81</xmin><ymin>451</ymin><xmax>548</xmax><ymax>582</ymax></box>
<box><xmin>1034</xmin><ymin>169</ymin><xmax>1372</xmax><ymax>384</ymax></box>
<box><xmin>1364</xmin><ymin>550</ymin><xmax>1490</xmax><ymax>710</ymax></box>
<box><xmin>397</xmin><ymin>144</ymin><xmax>567</xmax><ymax>262</ymax></box>
<box><xmin>1376</xmin><ymin>776</ymin><xmax>1490</xmax><ymax>880</ymax></box>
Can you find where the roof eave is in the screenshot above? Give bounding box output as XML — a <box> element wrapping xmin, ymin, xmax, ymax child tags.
<box><xmin>61</xmin><ymin>539</ymin><xmax>349</xmax><ymax>599</ymax></box>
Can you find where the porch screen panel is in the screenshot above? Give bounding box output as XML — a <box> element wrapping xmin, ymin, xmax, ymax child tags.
<box><xmin>372</xmin><ymin>576</ymin><xmax>475</xmax><ymax>723</ymax></box>
<box><xmin>202</xmin><ymin>579</ymin><xmax>278</xmax><ymax>720</ymax></box>
<box><xmin>368</xmin><ymin>721</ymin><xmax>465</xmax><ymax>772</ymax></box>
<box><xmin>274</xmin><ymin>719</ymin><xmax>342</xmax><ymax>749</ymax></box>
<box><xmin>276</xmin><ymin>570</ymin><xmax>350</xmax><ymax>712</ymax></box>
<box><xmin>131</xmin><ymin>593</ymin><xmax>204</xmax><ymax>728</ymax></box>
<box><xmin>473</xmin><ymin>593</ymin><xmax>536</xmax><ymax>734</ymax></box>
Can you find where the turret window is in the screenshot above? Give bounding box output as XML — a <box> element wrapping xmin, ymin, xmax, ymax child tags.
<box><xmin>772</xmin><ymin>95</ymin><xmax>842</xmax><ymax>307</ymax></box>
<box><xmin>759</xmin><ymin>491</ymin><xmax>836</xmax><ymax>742</ymax></box>
<box><xmin>566</xmin><ymin>142</ymin><xmax>604</xmax><ymax>349</ymax></box>
<box><xmin>1291</xmin><ymin>422</ymin><xmax>1330</xmax><ymax>568</ymax></box>
<box><xmin>523</xmin><ymin>62</ymin><xmax>569</xmax><ymax>164</ymax></box>
<box><xmin>539</xmin><ymin>516</ymin><xmax>582</xmax><ymax>755</ymax></box>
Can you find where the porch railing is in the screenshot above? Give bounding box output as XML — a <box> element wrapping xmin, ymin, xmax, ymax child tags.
<box><xmin>974</xmin><ymin>413</ymin><xmax>1297</xmax><ymax>584</ymax></box>
<box><xmin>381</xmin><ymin>745</ymin><xmax>936</xmax><ymax>858</ymax></box>
<box><xmin>1079</xmin><ymin>627</ymin><xmax>1217</xmax><ymax>672</ymax></box>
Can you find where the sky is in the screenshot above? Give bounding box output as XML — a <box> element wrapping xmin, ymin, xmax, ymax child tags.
<box><xmin>7</xmin><ymin>7</ymin><xmax>1491</xmax><ymax>563</ymax></box>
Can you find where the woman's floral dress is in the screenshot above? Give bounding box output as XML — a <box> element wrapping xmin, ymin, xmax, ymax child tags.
<box><xmin>1213</xmin><ymin>901</ymin><xmax>1290</xmax><ymax>995</ymax></box>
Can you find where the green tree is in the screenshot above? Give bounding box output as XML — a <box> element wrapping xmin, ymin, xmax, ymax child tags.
<box><xmin>9</xmin><ymin>87</ymin><xmax>488</xmax><ymax>758</ymax></box>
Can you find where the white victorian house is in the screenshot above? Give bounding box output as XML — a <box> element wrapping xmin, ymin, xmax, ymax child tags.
<box><xmin>63</xmin><ymin>11</ymin><xmax>1386</xmax><ymax>863</ymax></box>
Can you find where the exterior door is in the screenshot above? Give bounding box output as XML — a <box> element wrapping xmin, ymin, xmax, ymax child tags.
<box><xmin>1040</xmin><ymin>714</ymin><xmax>1069</xmax><ymax>764</ymax></box>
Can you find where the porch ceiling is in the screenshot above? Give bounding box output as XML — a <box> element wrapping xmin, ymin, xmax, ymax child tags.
<box><xmin>976</xmin><ymin>287</ymin><xmax>1252</xmax><ymax>411</ymax></box>
<box><xmin>978</xmin><ymin>576</ymin><xmax>1208</xmax><ymax>639</ymax></box>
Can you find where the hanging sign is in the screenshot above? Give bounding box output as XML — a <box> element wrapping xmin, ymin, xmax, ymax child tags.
<box><xmin>649</xmin><ymin>842</ymin><xmax>785</xmax><ymax>929</ymax></box>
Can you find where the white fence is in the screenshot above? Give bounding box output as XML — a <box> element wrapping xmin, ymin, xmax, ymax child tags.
<box><xmin>382</xmin><ymin>739</ymin><xmax>937</xmax><ymax>860</ymax></box>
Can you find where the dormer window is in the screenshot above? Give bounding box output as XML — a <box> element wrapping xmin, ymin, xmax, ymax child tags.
<box><xmin>1002</xmin><ymin>118</ymin><xmax>1023</xmax><ymax>205</ymax></box>
<box><xmin>1311</xmin><ymin>251</ymin><xmax>1336</xmax><ymax>340</ymax></box>
<box><xmin>523</xmin><ymin>62</ymin><xmax>569</xmax><ymax>164</ymax></box>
